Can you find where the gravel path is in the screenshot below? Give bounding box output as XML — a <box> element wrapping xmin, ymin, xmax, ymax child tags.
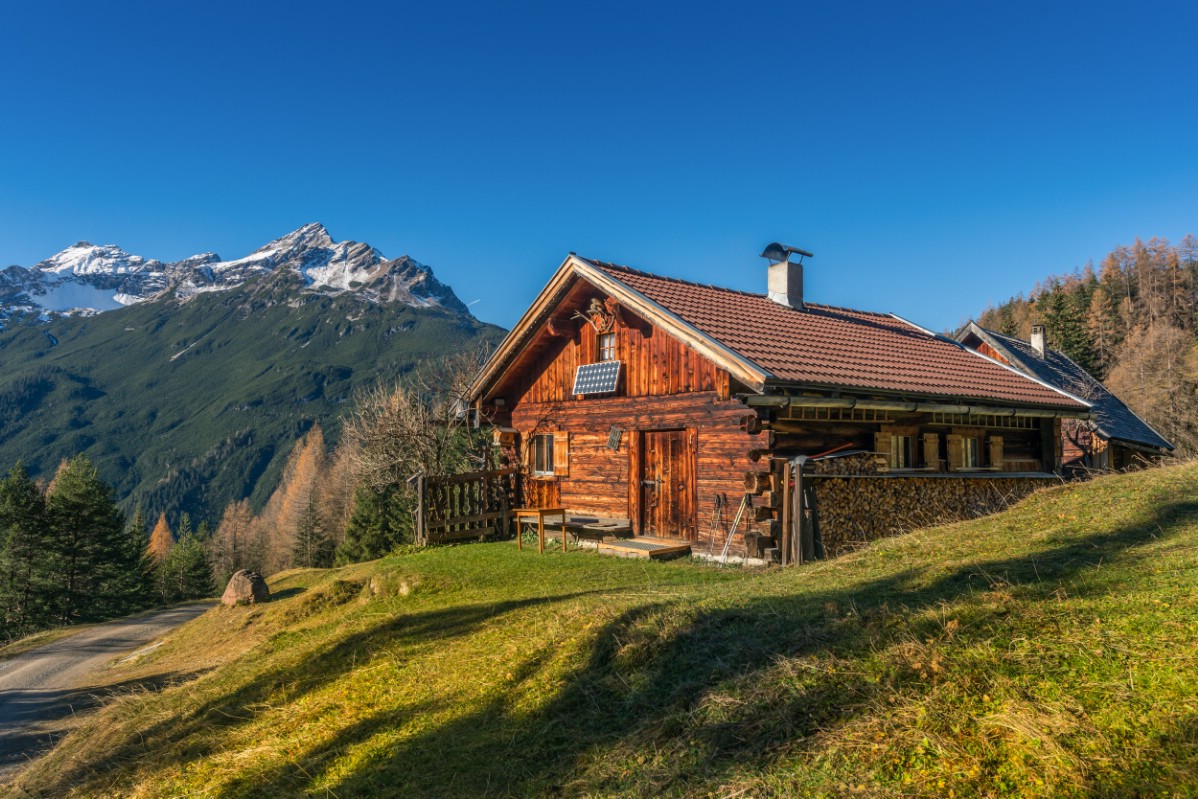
<box><xmin>0</xmin><ymin>602</ymin><xmax>213</xmax><ymax>776</ymax></box>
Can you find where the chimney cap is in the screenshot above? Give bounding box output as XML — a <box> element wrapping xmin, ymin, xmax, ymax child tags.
<box><xmin>760</xmin><ymin>242</ymin><xmax>814</xmax><ymax>264</ymax></box>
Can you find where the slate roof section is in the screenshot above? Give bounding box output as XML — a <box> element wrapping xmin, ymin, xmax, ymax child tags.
<box><xmin>960</xmin><ymin>325</ymin><xmax>1173</xmax><ymax>451</ymax></box>
<box><xmin>583</xmin><ymin>259</ymin><xmax>1088</xmax><ymax>410</ymax></box>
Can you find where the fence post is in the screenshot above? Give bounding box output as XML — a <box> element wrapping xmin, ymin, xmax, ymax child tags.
<box><xmin>500</xmin><ymin>472</ymin><xmax>510</xmax><ymax>539</ymax></box>
<box><xmin>415</xmin><ymin>473</ymin><xmax>426</xmax><ymax>545</ymax></box>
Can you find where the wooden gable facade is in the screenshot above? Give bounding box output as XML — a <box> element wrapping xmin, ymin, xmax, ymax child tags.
<box><xmin>478</xmin><ymin>271</ymin><xmax>757</xmax><ymax>544</ymax></box>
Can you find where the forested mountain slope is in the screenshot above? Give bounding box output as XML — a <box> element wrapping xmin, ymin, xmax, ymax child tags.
<box><xmin>977</xmin><ymin>235</ymin><xmax>1198</xmax><ymax>454</ymax></box>
<box><xmin>0</xmin><ymin>227</ymin><xmax>503</xmax><ymax>523</ymax></box>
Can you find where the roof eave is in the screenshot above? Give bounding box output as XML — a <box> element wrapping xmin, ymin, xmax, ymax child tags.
<box><xmin>466</xmin><ymin>255</ymin><xmax>580</xmax><ymax>404</ymax></box>
<box><xmin>751</xmin><ymin>381</ymin><xmax>1091</xmax><ymax>418</ymax></box>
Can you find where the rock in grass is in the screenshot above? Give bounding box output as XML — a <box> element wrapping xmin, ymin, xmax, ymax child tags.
<box><xmin>221</xmin><ymin>570</ymin><xmax>271</xmax><ymax>606</ymax></box>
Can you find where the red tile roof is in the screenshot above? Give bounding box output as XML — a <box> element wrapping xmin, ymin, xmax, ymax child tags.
<box><xmin>586</xmin><ymin>260</ymin><xmax>1086</xmax><ymax>409</ymax></box>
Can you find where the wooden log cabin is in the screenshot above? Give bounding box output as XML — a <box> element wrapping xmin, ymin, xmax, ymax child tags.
<box><xmin>956</xmin><ymin>322</ymin><xmax>1173</xmax><ymax>471</ymax></box>
<box><xmin>467</xmin><ymin>247</ymin><xmax>1093</xmax><ymax>562</ymax></box>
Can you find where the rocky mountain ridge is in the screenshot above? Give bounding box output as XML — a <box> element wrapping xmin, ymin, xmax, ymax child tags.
<box><xmin>0</xmin><ymin>223</ymin><xmax>468</xmax><ymax>321</ymax></box>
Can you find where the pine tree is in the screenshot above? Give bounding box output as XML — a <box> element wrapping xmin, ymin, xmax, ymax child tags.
<box><xmin>114</xmin><ymin>504</ymin><xmax>155</xmax><ymax>615</ymax></box>
<box><xmin>44</xmin><ymin>455</ymin><xmax>126</xmax><ymax>624</ymax></box>
<box><xmin>1086</xmin><ymin>283</ymin><xmax>1122</xmax><ymax>377</ymax></box>
<box><xmin>0</xmin><ymin>464</ymin><xmax>52</xmax><ymax>636</ymax></box>
<box><xmin>336</xmin><ymin>485</ymin><xmax>409</xmax><ymax>564</ymax></box>
<box><xmin>163</xmin><ymin>513</ymin><xmax>213</xmax><ymax>600</ymax></box>
<box><xmin>292</xmin><ymin>491</ymin><xmax>334</xmax><ymax>568</ymax></box>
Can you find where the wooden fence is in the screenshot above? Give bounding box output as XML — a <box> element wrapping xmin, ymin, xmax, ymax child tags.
<box><xmin>413</xmin><ymin>467</ymin><xmax>519</xmax><ymax>545</ymax></box>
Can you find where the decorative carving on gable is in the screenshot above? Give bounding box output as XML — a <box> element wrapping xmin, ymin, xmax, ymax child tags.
<box><xmin>573</xmin><ymin>297</ymin><xmax>619</xmax><ymax>333</ymax></box>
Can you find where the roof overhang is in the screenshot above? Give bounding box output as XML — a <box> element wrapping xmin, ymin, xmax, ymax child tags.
<box><xmin>467</xmin><ymin>255</ymin><xmax>772</xmax><ymax>404</ymax></box>
<box><xmin>740</xmin><ymin>392</ymin><xmax>1091</xmax><ymax>419</ymax></box>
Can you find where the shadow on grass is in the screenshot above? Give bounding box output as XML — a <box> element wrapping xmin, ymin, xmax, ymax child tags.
<box><xmin>303</xmin><ymin>496</ymin><xmax>1198</xmax><ymax>798</ymax></box>
<box><xmin>267</xmin><ymin>587</ymin><xmax>306</xmax><ymax>601</ymax></box>
<box><xmin>23</xmin><ymin>590</ymin><xmax>609</xmax><ymax>795</ymax></box>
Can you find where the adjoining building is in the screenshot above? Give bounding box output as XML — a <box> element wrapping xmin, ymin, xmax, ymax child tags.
<box><xmin>956</xmin><ymin>322</ymin><xmax>1173</xmax><ymax>472</ymax></box>
<box><xmin>468</xmin><ymin>247</ymin><xmax>1092</xmax><ymax>562</ymax></box>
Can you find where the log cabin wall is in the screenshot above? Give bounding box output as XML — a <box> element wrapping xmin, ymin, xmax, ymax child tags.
<box><xmin>510</xmin><ymin>393</ymin><xmax>757</xmax><ymax>549</ymax></box>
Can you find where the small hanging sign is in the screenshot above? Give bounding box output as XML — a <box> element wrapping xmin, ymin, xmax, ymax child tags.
<box><xmin>607</xmin><ymin>425</ymin><xmax>623</xmax><ymax>451</ymax></box>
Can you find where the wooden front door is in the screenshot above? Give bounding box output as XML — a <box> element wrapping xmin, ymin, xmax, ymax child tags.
<box><xmin>640</xmin><ymin>429</ymin><xmax>696</xmax><ymax>539</ymax></box>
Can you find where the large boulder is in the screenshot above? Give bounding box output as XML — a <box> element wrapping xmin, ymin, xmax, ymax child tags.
<box><xmin>221</xmin><ymin>569</ymin><xmax>271</xmax><ymax>606</ymax></box>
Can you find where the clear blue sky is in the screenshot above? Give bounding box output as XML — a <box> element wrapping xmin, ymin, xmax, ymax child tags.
<box><xmin>2</xmin><ymin>1</ymin><xmax>1195</xmax><ymax>332</ymax></box>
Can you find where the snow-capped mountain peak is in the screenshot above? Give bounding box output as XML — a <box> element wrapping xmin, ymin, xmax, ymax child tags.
<box><xmin>36</xmin><ymin>241</ymin><xmax>157</xmax><ymax>276</ymax></box>
<box><xmin>0</xmin><ymin>225</ymin><xmax>469</xmax><ymax>321</ymax></box>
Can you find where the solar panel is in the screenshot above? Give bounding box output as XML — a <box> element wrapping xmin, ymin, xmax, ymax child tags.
<box><xmin>572</xmin><ymin>361</ymin><xmax>621</xmax><ymax>395</ymax></box>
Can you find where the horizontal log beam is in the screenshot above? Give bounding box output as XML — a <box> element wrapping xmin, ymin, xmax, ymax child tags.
<box><xmin>744</xmin><ymin>471</ymin><xmax>772</xmax><ymax>493</ymax></box>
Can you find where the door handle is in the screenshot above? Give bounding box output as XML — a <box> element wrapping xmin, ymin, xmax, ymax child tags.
<box><xmin>641</xmin><ymin>479</ymin><xmax>661</xmax><ymax>487</ymax></box>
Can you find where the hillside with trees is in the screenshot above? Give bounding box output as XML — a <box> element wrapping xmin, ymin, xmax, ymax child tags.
<box><xmin>0</xmin><ymin>227</ymin><xmax>504</xmax><ymax>528</ymax></box>
<box><xmin>205</xmin><ymin>350</ymin><xmax>489</xmax><ymax>587</ymax></box>
<box><xmin>977</xmin><ymin>235</ymin><xmax>1198</xmax><ymax>455</ymax></box>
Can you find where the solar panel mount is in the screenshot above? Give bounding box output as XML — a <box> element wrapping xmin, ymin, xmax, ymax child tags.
<box><xmin>572</xmin><ymin>361</ymin><xmax>621</xmax><ymax>395</ymax></box>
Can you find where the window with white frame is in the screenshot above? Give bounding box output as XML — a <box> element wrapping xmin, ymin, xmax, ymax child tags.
<box><xmin>598</xmin><ymin>332</ymin><xmax>616</xmax><ymax>362</ymax></box>
<box><xmin>532</xmin><ymin>434</ymin><xmax>555</xmax><ymax>476</ymax></box>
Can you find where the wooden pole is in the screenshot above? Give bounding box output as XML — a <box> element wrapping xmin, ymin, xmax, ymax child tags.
<box><xmin>779</xmin><ymin>460</ymin><xmax>792</xmax><ymax>567</ymax></box>
<box><xmin>501</xmin><ymin>474</ymin><xmax>510</xmax><ymax>540</ymax></box>
<box><xmin>415</xmin><ymin>474</ymin><xmax>426</xmax><ymax>546</ymax></box>
<box><xmin>800</xmin><ymin>483</ymin><xmax>816</xmax><ymax>563</ymax></box>
<box><xmin>793</xmin><ymin>462</ymin><xmax>803</xmax><ymax>564</ymax></box>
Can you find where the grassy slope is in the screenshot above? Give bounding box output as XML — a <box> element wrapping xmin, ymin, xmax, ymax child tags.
<box><xmin>0</xmin><ymin>273</ymin><xmax>503</xmax><ymax>521</ymax></box>
<box><xmin>7</xmin><ymin>463</ymin><xmax>1198</xmax><ymax>798</ymax></box>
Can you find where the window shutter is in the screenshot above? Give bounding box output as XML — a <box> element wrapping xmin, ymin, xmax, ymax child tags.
<box><xmin>946</xmin><ymin>435</ymin><xmax>964</xmax><ymax>470</ymax></box>
<box><xmin>989</xmin><ymin>436</ymin><xmax>1004</xmax><ymax>470</ymax></box>
<box><xmin>874</xmin><ymin>432</ymin><xmax>892</xmax><ymax>470</ymax></box>
<box><xmin>553</xmin><ymin>432</ymin><xmax>570</xmax><ymax>477</ymax></box>
<box><xmin>524</xmin><ymin>434</ymin><xmax>534</xmax><ymax>472</ymax></box>
<box><xmin>922</xmin><ymin>433</ymin><xmax>940</xmax><ymax>471</ymax></box>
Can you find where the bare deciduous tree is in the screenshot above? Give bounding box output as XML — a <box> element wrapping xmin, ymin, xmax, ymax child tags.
<box><xmin>344</xmin><ymin>349</ymin><xmax>492</xmax><ymax>490</ymax></box>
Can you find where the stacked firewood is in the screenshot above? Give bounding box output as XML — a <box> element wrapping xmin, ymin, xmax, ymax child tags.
<box><xmin>807</xmin><ymin>453</ymin><xmax>881</xmax><ymax>476</ymax></box>
<box><xmin>812</xmin><ymin>476</ymin><xmax>1042</xmax><ymax>557</ymax></box>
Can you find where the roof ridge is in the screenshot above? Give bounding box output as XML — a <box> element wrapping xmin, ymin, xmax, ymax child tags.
<box><xmin>582</xmin><ymin>257</ymin><xmax>894</xmax><ymax>319</ymax></box>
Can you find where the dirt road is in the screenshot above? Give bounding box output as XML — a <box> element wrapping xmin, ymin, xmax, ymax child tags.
<box><xmin>0</xmin><ymin>602</ymin><xmax>213</xmax><ymax>776</ymax></box>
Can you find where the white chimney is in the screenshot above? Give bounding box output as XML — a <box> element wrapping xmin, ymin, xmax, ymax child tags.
<box><xmin>760</xmin><ymin>241</ymin><xmax>813</xmax><ymax>310</ymax></box>
<box><xmin>768</xmin><ymin>260</ymin><xmax>804</xmax><ymax>309</ymax></box>
<box><xmin>1030</xmin><ymin>324</ymin><xmax>1046</xmax><ymax>358</ymax></box>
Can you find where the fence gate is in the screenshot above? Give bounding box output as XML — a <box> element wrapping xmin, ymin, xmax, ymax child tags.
<box><xmin>414</xmin><ymin>467</ymin><xmax>518</xmax><ymax>545</ymax></box>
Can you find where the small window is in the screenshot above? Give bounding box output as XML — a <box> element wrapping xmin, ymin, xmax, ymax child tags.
<box><xmin>891</xmin><ymin>435</ymin><xmax>914</xmax><ymax>469</ymax></box>
<box><xmin>598</xmin><ymin>332</ymin><xmax>616</xmax><ymax>362</ymax></box>
<box><xmin>532</xmin><ymin>434</ymin><xmax>554</xmax><ymax>476</ymax></box>
<box><xmin>963</xmin><ymin>437</ymin><xmax>980</xmax><ymax>469</ymax></box>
